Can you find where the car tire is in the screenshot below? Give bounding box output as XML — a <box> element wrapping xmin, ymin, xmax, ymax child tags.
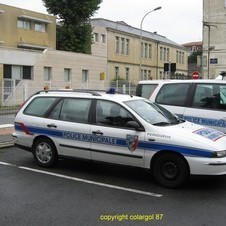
<box><xmin>152</xmin><ymin>152</ymin><xmax>189</xmax><ymax>188</ymax></box>
<box><xmin>32</xmin><ymin>138</ymin><xmax>58</xmax><ymax>167</ymax></box>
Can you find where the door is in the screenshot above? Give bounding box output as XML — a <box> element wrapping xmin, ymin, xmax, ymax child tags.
<box><xmin>90</xmin><ymin>100</ymin><xmax>145</xmax><ymax>167</ymax></box>
<box><xmin>183</xmin><ymin>83</ymin><xmax>226</xmax><ymax>133</ymax></box>
<box><xmin>47</xmin><ymin>97</ymin><xmax>92</xmax><ymax>159</ymax></box>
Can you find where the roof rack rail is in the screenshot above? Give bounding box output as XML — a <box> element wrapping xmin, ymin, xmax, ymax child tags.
<box><xmin>36</xmin><ymin>88</ymin><xmax>126</xmax><ymax>96</ymax></box>
<box><xmin>36</xmin><ymin>89</ymin><xmax>102</xmax><ymax>96</ymax></box>
<box><xmin>72</xmin><ymin>89</ymin><xmax>101</xmax><ymax>96</ymax></box>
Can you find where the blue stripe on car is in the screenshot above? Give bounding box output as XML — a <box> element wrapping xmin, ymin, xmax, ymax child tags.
<box><xmin>15</xmin><ymin>124</ymin><xmax>213</xmax><ymax>158</ymax></box>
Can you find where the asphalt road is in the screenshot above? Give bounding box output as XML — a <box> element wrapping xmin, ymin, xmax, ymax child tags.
<box><xmin>1</xmin><ymin>146</ymin><xmax>226</xmax><ymax>226</ymax></box>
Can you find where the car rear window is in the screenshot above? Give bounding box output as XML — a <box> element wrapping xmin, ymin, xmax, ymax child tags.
<box><xmin>24</xmin><ymin>97</ymin><xmax>59</xmax><ymax>117</ymax></box>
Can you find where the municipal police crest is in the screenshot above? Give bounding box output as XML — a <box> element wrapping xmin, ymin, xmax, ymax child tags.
<box><xmin>126</xmin><ymin>134</ymin><xmax>138</xmax><ymax>152</ymax></box>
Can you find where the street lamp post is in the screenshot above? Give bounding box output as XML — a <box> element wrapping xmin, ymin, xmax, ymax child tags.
<box><xmin>139</xmin><ymin>6</ymin><xmax>162</xmax><ymax>79</ymax></box>
<box><xmin>203</xmin><ymin>22</ymin><xmax>217</xmax><ymax>79</ymax></box>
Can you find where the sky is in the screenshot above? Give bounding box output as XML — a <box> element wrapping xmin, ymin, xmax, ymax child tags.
<box><xmin>0</xmin><ymin>0</ymin><xmax>203</xmax><ymax>44</ymax></box>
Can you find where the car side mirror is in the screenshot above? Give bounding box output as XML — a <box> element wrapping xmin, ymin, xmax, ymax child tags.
<box><xmin>127</xmin><ymin>121</ymin><xmax>144</xmax><ymax>131</ymax></box>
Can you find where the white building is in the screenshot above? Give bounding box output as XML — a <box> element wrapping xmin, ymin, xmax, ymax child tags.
<box><xmin>203</xmin><ymin>0</ymin><xmax>226</xmax><ymax>78</ymax></box>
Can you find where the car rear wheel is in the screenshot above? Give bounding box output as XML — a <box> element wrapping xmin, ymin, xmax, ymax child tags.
<box><xmin>32</xmin><ymin>138</ymin><xmax>58</xmax><ymax>167</ymax></box>
<box><xmin>152</xmin><ymin>152</ymin><xmax>189</xmax><ymax>188</ymax></box>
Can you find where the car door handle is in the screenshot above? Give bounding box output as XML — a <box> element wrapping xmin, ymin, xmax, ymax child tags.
<box><xmin>92</xmin><ymin>130</ymin><xmax>103</xmax><ymax>135</ymax></box>
<box><xmin>47</xmin><ymin>124</ymin><xmax>57</xmax><ymax>128</ymax></box>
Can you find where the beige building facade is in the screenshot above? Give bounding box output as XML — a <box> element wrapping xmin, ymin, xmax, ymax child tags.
<box><xmin>91</xmin><ymin>19</ymin><xmax>188</xmax><ymax>83</ymax></box>
<box><xmin>0</xmin><ymin>3</ymin><xmax>107</xmax><ymax>106</ymax></box>
<box><xmin>0</xmin><ymin>48</ymin><xmax>107</xmax><ymax>106</ymax></box>
<box><xmin>0</xmin><ymin>3</ymin><xmax>189</xmax><ymax>106</ymax></box>
<box><xmin>0</xmin><ymin>3</ymin><xmax>56</xmax><ymax>50</ymax></box>
<box><xmin>203</xmin><ymin>0</ymin><xmax>226</xmax><ymax>78</ymax></box>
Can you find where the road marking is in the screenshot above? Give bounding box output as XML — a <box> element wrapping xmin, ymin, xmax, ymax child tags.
<box><xmin>0</xmin><ymin>161</ymin><xmax>162</xmax><ymax>198</ymax></box>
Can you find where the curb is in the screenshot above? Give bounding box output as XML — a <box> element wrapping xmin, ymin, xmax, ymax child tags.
<box><xmin>0</xmin><ymin>124</ymin><xmax>14</xmax><ymax>148</ymax></box>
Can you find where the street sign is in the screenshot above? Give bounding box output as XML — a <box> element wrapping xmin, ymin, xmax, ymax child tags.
<box><xmin>192</xmin><ymin>71</ymin><xmax>200</xmax><ymax>79</ymax></box>
<box><xmin>210</xmin><ymin>58</ymin><xmax>218</xmax><ymax>64</ymax></box>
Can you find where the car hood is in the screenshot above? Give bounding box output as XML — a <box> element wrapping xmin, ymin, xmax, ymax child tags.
<box><xmin>153</xmin><ymin>121</ymin><xmax>226</xmax><ymax>150</ymax></box>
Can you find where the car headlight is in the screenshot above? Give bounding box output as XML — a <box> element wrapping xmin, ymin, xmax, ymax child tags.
<box><xmin>212</xmin><ymin>150</ymin><xmax>226</xmax><ymax>158</ymax></box>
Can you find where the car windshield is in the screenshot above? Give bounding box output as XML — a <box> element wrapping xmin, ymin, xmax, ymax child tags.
<box><xmin>125</xmin><ymin>99</ymin><xmax>183</xmax><ymax>126</ymax></box>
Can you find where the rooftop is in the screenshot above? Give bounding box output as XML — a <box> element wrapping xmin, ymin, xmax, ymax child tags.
<box><xmin>91</xmin><ymin>18</ymin><xmax>186</xmax><ymax>49</ymax></box>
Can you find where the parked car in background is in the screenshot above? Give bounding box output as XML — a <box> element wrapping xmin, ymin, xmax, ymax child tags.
<box><xmin>136</xmin><ymin>80</ymin><xmax>226</xmax><ymax>133</ymax></box>
<box><xmin>215</xmin><ymin>71</ymin><xmax>226</xmax><ymax>80</ymax></box>
<box><xmin>12</xmin><ymin>89</ymin><xmax>226</xmax><ymax>188</ymax></box>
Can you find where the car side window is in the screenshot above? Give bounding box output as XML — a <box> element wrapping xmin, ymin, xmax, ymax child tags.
<box><xmin>192</xmin><ymin>84</ymin><xmax>226</xmax><ymax>110</ymax></box>
<box><xmin>24</xmin><ymin>97</ymin><xmax>59</xmax><ymax>117</ymax></box>
<box><xmin>48</xmin><ymin>99</ymin><xmax>63</xmax><ymax>119</ymax></box>
<box><xmin>219</xmin><ymin>85</ymin><xmax>226</xmax><ymax>108</ymax></box>
<box><xmin>136</xmin><ymin>84</ymin><xmax>158</xmax><ymax>98</ymax></box>
<box><xmin>95</xmin><ymin>100</ymin><xmax>134</xmax><ymax>128</ymax></box>
<box><xmin>56</xmin><ymin>98</ymin><xmax>91</xmax><ymax>123</ymax></box>
<box><xmin>156</xmin><ymin>83</ymin><xmax>189</xmax><ymax>106</ymax></box>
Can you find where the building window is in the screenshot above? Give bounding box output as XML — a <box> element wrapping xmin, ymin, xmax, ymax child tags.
<box><xmin>3</xmin><ymin>65</ymin><xmax>32</xmax><ymax>80</ymax></box>
<box><xmin>64</xmin><ymin>68</ymin><xmax>71</xmax><ymax>82</ymax></box>
<box><xmin>35</xmin><ymin>22</ymin><xmax>46</xmax><ymax>32</ymax></box>
<box><xmin>163</xmin><ymin>48</ymin><xmax>166</xmax><ymax>61</ymax></box>
<box><xmin>115</xmin><ymin>67</ymin><xmax>119</xmax><ymax>79</ymax></box>
<box><xmin>126</xmin><ymin>39</ymin><xmax>130</xmax><ymax>55</ymax></box>
<box><xmin>160</xmin><ymin>47</ymin><xmax>163</xmax><ymax>61</ymax></box>
<box><xmin>144</xmin><ymin>43</ymin><xmax>148</xmax><ymax>58</ymax></box>
<box><xmin>176</xmin><ymin>51</ymin><xmax>179</xmax><ymax>63</ymax></box>
<box><xmin>182</xmin><ymin>52</ymin><xmax>185</xmax><ymax>64</ymax></box>
<box><xmin>23</xmin><ymin>66</ymin><xmax>33</xmax><ymax>79</ymax></box>
<box><xmin>148</xmin><ymin>44</ymin><xmax>152</xmax><ymax>59</ymax></box>
<box><xmin>160</xmin><ymin>47</ymin><xmax>169</xmax><ymax>62</ymax></box>
<box><xmin>12</xmin><ymin>66</ymin><xmax>22</xmax><ymax>80</ymax></box>
<box><xmin>94</xmin><ymin>33</ymin><xmax>99</xmax><ymax>42</ymax></box>
<box><xmin>141</xmin><ymin>42</ymin><xmax>144</xmax><ymax>58</ymax></box>
<box><xmin>115</xmin><ymin>36</ymin><xmax>120</xmax><ymax>54</ymax></box>
<box><xmin>115</xmin><ymin>36</ymin><xmax>130</xmax><ymax>55</ymax></box>
<box><xmin>141</xmin><ymin>43</ymin><xmax>152</xmax><ymax>58</ymax></box>
<box><xmin>148</xmin><ymin>70</ymin><xmax>151</xmax><ymax>79</ymax></box>
<box><xmin>101</xmin><ymin>34</ymin><xmax>106</xmax><ymax>43</ymax></box>
<box><xmin>166</xmin><ymin>48</ymin><xmax>169</xmax><ymax>61</ymax></box>
<box><xmin>176</xmin><ymin>51</ymin><xmax>184</xmax><ymax>64</ymax></box>
<box><xmin>121</xmin><ymin>37</ymin><xmax>125</xmax><ymax>54</ymax></box>
<box><xmin>82</xmin><ymin>70</ymin><xmax>89</xmax><ymax>82</ymax></box>
<box><xmin>17</xmin><ymin>19</ymin><xmax>31</xmax><ymax>30</ymax></box>
<box><xmin>44</xmin><ymin>67</ymin><xmax>52</xmax><ymax>81</ymax></box>
<box><xmin>141</xmin><ymin>69</ymin><xmax>152</xmax><ymax>80</ymax></box>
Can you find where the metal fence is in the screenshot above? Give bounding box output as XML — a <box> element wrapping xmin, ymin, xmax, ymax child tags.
<box><xmin>0</xmin><ymin>79</ymin><xmax>137</xmax><ymax>146</ymax></box>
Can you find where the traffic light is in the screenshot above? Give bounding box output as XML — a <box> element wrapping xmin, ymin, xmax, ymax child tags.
<box><xmin>171</xmin><ymin>63</ymin><xmax>176</xmax><ymax>72</ymax></box>
<box><xmin>163</xmin><ymin>63</ymin><xmax>176</xmax><ymax>72</ymax></box>
<box><xmin>164</xmin><ymin>63</ymin><xmax>169</xmax><ymax>72</ymax></box>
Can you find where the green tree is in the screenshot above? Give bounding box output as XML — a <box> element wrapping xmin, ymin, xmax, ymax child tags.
<box><xmin>43</xmin><ymin>0</ymin><xmax>102</xmax><ymax>53</ymax></box>
<box><xmin>188</xmin><ymin>50</ymin><xmax>202</xmax><ymax>64</ymax></box>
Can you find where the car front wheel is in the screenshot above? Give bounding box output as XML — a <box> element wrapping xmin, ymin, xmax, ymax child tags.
<box><xmin>32</xmin><ymin>138</ymin><xmax>58</xmax><ymax>167</ymax></box>
<box><xmin>152</xmin><ymin>152</ymin><xmax>189</xmax><ymax>188</ymax></box>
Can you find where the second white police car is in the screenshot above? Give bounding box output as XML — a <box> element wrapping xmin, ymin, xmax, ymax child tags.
<box><xmin>12</xmin><ymin>89</ymin><xmax>226</xmax><ymax>188</ymax></box>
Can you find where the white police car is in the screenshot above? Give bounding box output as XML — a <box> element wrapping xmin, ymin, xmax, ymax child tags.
<box><xmin>12</xmin><ymin>89</ymin><xmax>226</xmax><ymax>188</ymax></box>
<box><xmin>136</xmin><ymin>79</ymin><xmax>226</xmax><ymax>133</ymax></box>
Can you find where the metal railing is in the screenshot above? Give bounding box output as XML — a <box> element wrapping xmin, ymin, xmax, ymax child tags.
<box><xmin>0</xmin><ymin>79</ymin><xmax>137</xmax><ymax>146</ymax></box>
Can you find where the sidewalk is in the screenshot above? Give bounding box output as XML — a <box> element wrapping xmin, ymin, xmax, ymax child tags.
<box><xmin>0</xmin><ymin>124</ymin><xmax>14</xmax><ymax>148</ymax></box>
